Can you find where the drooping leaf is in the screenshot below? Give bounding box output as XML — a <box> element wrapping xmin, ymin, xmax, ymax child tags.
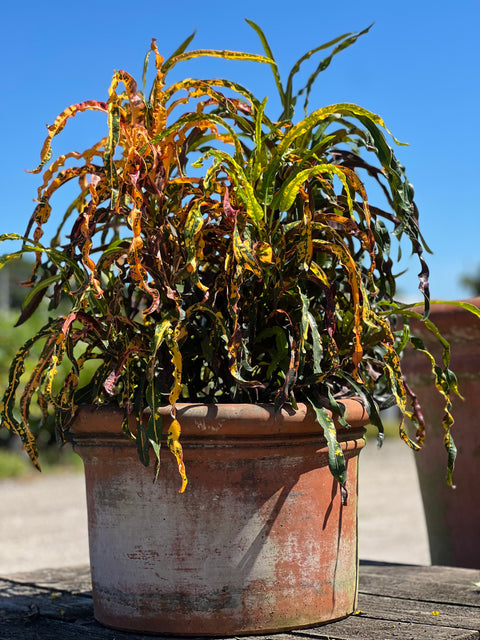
<box><xmin>104</xmin><ymin>94</ymin><xmax>121</xmax><ymax>210</ymax></box>
<box><xmin>305</xmin><ymin>391</ymin><xmax>347</xmax><ymax>486</ymax></box>
<box><xmin>0</xmin><ymin>323</ymin><xmax>63</xmax><ymax>469</ymax></box>
<box><xmin>167</xmin><ymin>418</ymin><xmax>188</xmax><ymax>493</ymax></box>
<box><xmin>28</xmin><ymin>101</ymin><xmax>108</xmax><ymax>174</ymax></box>
<box><xmin>146</xmin><ymin>380</ymin><xmax>163</xmax><ymax>483</ymax></box>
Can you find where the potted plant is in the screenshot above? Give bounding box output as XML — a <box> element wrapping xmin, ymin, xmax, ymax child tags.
<box><xmin>0</xmin><ymin>21</ymin><xmax>464</xmax><ymax>635</ymax></box>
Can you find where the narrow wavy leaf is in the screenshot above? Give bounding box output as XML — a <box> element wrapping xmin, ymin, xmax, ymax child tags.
<box><xmin>162</xmin><ymin>48</ymin><xmax>273</xmax><ymax>73</ymax></box>
<box><xmin>305</xmin><ymin>391</ymin><xmax>347</xmax><ymax>486</ymax></box>
<box><xmin>167</xmin><ymin>418</ymin><xmax>188</xmax><ymax>492</ymax></box>
<box><xmin>28</xmin><ymin>101</ymin><xmax>108</xmax><ymax>174</ymax></box>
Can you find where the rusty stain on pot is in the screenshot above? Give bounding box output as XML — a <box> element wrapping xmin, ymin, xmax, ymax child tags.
<box><xmin>126</xmin><ymin>547</ymin><xmax>160</xmax><ymax>561</ymax></box>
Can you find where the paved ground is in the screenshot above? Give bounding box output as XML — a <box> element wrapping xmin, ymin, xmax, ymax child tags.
<box><xmin>358</xmin><ymin>434</ymin><xmax>429</xmax><ymax>565</ymax></box>
<box><xmin>0</xmin><ymin>435</ymin><xmax>430</xmax><ymax>575</ymax></box>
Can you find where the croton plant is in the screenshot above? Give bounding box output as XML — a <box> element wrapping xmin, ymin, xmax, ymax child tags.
<box><xmin>0</xmin><ymin>21</ymin><xmax>470</xmax><ymax>491</ymax></box>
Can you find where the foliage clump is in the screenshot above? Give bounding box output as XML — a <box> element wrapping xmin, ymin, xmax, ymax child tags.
<box><xmin>0</xmin><ymin>22</ymin><xmax>462</xmax><ymax>488</ymax></box>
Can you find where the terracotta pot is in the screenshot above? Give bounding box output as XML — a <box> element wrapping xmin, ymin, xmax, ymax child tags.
<box><xmin>401</xmin><ymin>297</ymin><xmax>480</xmax><ymax>568</ymax></box>
<box><xmin>71</xmin><ymin>400</ymin><xmax>368</xmax><ymax>635</ymax></box>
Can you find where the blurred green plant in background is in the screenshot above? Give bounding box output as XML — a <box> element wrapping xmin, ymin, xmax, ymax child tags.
<box><xmin>0</xmin><ymin>258</ymin><xmax>82</xmax><ymax>476</ymax></box>
<box><xmin>460</xmin><ymin>267</ymin><xmax>480</xmax><ymax>297</ymax></box>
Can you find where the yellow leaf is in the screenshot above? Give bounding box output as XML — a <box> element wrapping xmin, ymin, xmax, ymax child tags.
<box><xmin>167</xmin><ymin>418</ymin><xmax>188</xmax><ymax>493</ymax></box>
<box><xmin>254</xmin><ymin>241</ymin><xmax>273</xmax><ymax>265</ymax></box>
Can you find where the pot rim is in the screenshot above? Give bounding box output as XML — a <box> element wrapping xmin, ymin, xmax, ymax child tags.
<box><xmin>70</xmin><ymin>398</ymin><xmax>369</xmax><ymax>440</ymax></box>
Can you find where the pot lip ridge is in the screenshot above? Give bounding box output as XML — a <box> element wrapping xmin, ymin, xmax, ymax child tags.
<box><xmin>70</xmin><ymin>398</ymin><xmax>369</xmax><ymax>439</ymax></box>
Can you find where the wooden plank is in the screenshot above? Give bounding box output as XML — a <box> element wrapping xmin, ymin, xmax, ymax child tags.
<box><xmin>3</xmin><ymin>614</ymin><xmax>478</xmax><ymax>640</ymax></box>
<box><xmin>294</xmin><ymin>617</ymin><xmax>480</xmax><ymax>640</ymax></box>
<box><xmin>0</xmin><ymin>577</ymin><xmax>92</xmax><ymax>621</ymax></box>
<box><xmin>1</xmin><ymin>563</ymin><xmax>479</xmax><ymax>639</ymax></box>
<box><xmin>360</xmin><ymin>562</ymin><xmax>480</xmax><ymax>607</ymax></box>
<box><xmin>358</xmin><ymin>592</ymin><xmax>480</xmax><ymax>630</ymax></box>
<box><xmin>0</xmin><ymin>618</ymin><xmax>115</xmax><ymax>640</ymax></box>
<box><xmin>0</xmin><ymin>616</ymin><xmax>301</xmax><ymax>640</ymax></box>
<box><xmin>4</xmin><ymin>565</ymin><xmax>92</xmax><ymax>594</ymax></box>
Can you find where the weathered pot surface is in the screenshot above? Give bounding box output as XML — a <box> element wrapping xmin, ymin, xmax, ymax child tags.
<box><xmin>71</xmin><ymin>400</ymin><xmax>368</xmax><ymax>635</ymax></box>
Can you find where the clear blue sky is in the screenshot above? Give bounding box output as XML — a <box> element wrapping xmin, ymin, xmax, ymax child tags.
<box><xmin>1</xmin><ymin>0</ymin><xmax>478</xmax><ymax>302</ymax></box>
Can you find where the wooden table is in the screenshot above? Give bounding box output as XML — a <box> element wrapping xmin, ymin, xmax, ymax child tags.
<box><xmin>1</xmin><ymin>562</ymin><xmax>479</xmax><ymax>639</ymax></box>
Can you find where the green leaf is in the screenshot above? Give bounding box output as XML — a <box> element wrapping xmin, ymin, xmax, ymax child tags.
<box><xmin>250</xmin><ymin>96</ymin><xmax>269</xmax><ymax>183</ymax></box>
<box><xmin>429</xmin><ymin>299</ymin><xmax>480</xmax><ymax>321</ymax></box>
<box><xmin>272</xmin><ymin>163</ymin><xmax>352</xmax><ymax>214</ymax></box>
<box><xmin>245</xmin><ymin>19</ymin><xmax>285</xmax><ymax>105</ymax></box>
<box><xmin>0</xmin><ymin>233</ymin><xmax>26</xmax><ymax>246</ymax></box>
<box><xmin>407</xmin><ymin>333</ymin><xmax>457</xmax><ymax>484</ymax></box>
<box><xmin>104</xmin><ymin>95</ymin><xmax>121</xmax><ymax>210</ymax></box>
<box><xmin>233</xmin><ymin>222</ymin><xmax>262</xmax><ymax>277</ymax></box>
<box><xmin>146</xmin><ymin>380</ymin><xmax>163</xmax><ymax>483</ymax></box>
<box><xmin>184</xmin><ymin>204</ymin><xmax>205</xmax><ymax>272</ymax></box>
<box><xmin>307</xmin><ymin>311</ymin><xmax>323</xmax><ymax>374</ymax></box>
<box><xmin>257</xmin><ymin>326</ymin><xmax>289</xmax><ymax>379</ymax></box>
<box><xmin>300</xmin><ymin>25</ymin><xmax>373</xmax><ymax>117</ymax></box>
<box><xmin>20</xmin><ymin>273</ymin><xmax>61</xmax><ymax>310</ymax></box>
<box><xmin>338</xmin><ymin>371</ymin><xmax>384</xmax><ymax>445</ymax></box>
<box><xmin>0</xmin><ymin>322</ymin><xmax>63</xmax><ymax>470</ymax></box>
<box><xmin>202</xmin><ymin>149</ymin><xmax>264</xmax><ymax>227</ymax></box>
<box><xmin>162</xmin><ymin>30</ymin><xmax>197</xmax><ymax>71</ymax></box>
<box><xmin>280</xmin><ymin>103</ymin><xmax>403</xmax><ymax>159</ymax></box>
<box><xmin>305</xmin><ymin>391</ymin><xmax>347</xmax><ymax>485</ymax></box>
<box><xmin>134</xmin><ymin>373</ymin><xmax>149</xmax><ymax>467</ymax></box>
<box><xmin>162</xmin><ymin>47</ymin><xmax>273</xmax><ymax>73</ymax></box>
<box><xmin>282</xmin><ymin>25</ymin><xmax>373</xmax><ymax>119</ymax></box>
